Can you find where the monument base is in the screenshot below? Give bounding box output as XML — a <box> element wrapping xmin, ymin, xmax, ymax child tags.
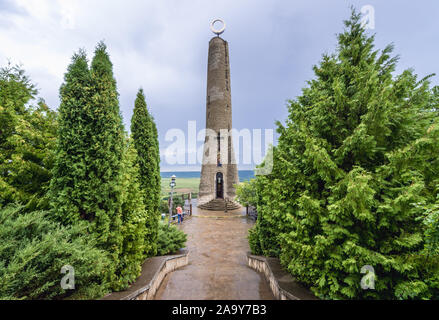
<box><xmin>197</xmin><ymin>198</ymin><xmax>241</xmax><ymax>211</ymax></box>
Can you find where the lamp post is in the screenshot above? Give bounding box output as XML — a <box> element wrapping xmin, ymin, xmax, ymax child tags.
<box><xmin>168</xmin><ymin>175</ymin><xmax>176</xmax><ymax>226</ymax></box>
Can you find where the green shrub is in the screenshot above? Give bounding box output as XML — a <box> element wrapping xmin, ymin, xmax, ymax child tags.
<box><xmin>160</xmin><ymin>196</ymin><xmax>184</xmax><ymax>215</ymax></box>
<box><xmin>0</xmin><ymin>205</ymin><xmax>110</xmax><ymax>300</ymax></box>
<box><xmin>0</xmin><ymin>64</ymin><xmax>57</xmax><ymax>211</ymax></box>
<box><xmin>253</xmin><ymin>10</ymin><xmax>439</xmax><ymax>299</ymax></box>
<box><xmin>236</xmin><ymin>180</ymin><xmax>258</xmax><ymax>207</ymax></box>
<box><xmin>156</xmin><ymin>222</ymin><xmax>187</xmax><ymax>256</ymax></box>
<box><xmin>248</xmin><ymin>225</ymin><xmax>262</xmax><ymax>256</ymax></box>
<box><xmin>159</xmin><ymin>200</ymin><xmax>169</xmax><ymax>214</ymax></box>
<box><xmin>421</xmin><ymin>195</ymin><xmax>439</xmax><ymax>256</ymax></box>
<box><xmin>112</xmin><ymin>139</ymin><xmax>149</xmax><ymax>291</ymax></box>
<box><xmin>171</xmin><ymin>197</ymin><xmax>185</xmax><ymax>213</ymax></box>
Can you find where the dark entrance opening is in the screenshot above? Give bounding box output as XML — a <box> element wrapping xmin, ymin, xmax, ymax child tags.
<box><xmin>216</xmin><ymin>172</ymin><xmax>224</xmax><ymax>199</ymax></box>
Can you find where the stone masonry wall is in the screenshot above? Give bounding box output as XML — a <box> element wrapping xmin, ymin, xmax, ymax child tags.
<box><xmin>199</xmin><ymin>36</ymin><xmax>239</xmax><ymax>206</ymax></box>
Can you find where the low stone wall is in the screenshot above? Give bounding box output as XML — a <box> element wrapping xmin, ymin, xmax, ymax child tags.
<box><xmin>102</xmin><ymin>250</ymin><xmax>188</xmax><ymax>300</ymax></box>
<box><xmin>247</xmin><ymin>253</ymin><xmax>317</xmax><ymax>300</ymax></box>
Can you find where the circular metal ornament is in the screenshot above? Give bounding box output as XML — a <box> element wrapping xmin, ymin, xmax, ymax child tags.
<box><xmin>210</xmin><ymin>18</ymin><xmax>226</xmax><ymax>36</ymax></box>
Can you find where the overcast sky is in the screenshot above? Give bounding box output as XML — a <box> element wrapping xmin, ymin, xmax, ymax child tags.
<box><xmin>1</xmin><ymin>0</ymin><xmax>438</xmax><ymax>171</ymax></box>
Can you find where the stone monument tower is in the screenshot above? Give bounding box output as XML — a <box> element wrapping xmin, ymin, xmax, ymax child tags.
<box><xmin>198</xmin><ymin>19</ymin><xmax>240</xmax><ymax>211</ymax></box>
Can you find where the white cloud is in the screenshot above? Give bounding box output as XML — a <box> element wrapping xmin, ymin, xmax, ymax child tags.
<box><xmin>1</xmin><ymin>0</ymin><xmax>437</xmax><ymax>172</ymax></box>
<box><xmin>0</xmin><ymin>0</ymin><xmax>278</xmax><ymax>109</ymax></box>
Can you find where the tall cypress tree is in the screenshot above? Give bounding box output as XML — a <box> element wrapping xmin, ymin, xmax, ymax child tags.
<box><xmin>49</xmin><ymin>50</ymin><xmax>92</xmax><ymax>224</ymax></box>
<box><xmin>50</xmin><ymin>43</ymin><xmax>125</xmax><ymax>287</ymax></box>
<box><xmin>114</xmin><ymin>137</ymin><xmax>149</xmax><ymax>290</ymax></box>
<box><xmin>87</xmin><ymin>42</ymin><xmax>125</xmax><ymax>259</ymax></box>
<box><xmin>252</xmin><ymin>10</ymin><xmax>439</xmax><ymax>299</ymax></box>
<box><xmin>131</xmin><ymin>88</ymin><xmax>161</xmax><ymax>257</ymax></box>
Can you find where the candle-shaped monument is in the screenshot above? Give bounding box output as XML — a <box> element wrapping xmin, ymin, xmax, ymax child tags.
<box><xmin>198</xmin><ymin>19</ymin><xmax>240</xmax><ymax>211</ymax></box>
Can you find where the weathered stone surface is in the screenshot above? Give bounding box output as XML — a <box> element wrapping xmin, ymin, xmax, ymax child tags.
<box><xmin>154</xmin><ymin>204</ymin><xmax>274</xmax><ymax>300</ymax></box>
<box><xmin>247</xmin><ymin>253</ymin><xmax>318</xmax><ymax>300</ymax></box>
<box><xmin>101</xmin><ymin>250</ymin><xmax>188</xmax><ymax>300</ymax></box>
<box><xmin>198</xmin><ymin>36</ymin><xmax>240</xmax><ymax>209</ymax></box>
<box><xmin>198</xmin><ymin>198</ymin><xmax>241</xmax><ymax>211</ymax></box>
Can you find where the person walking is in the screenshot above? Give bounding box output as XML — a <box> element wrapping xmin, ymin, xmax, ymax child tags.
<box><xmin>176</xmin><ymin>206</ymin><xmax>183</xmax><ymax>224</ymax></box>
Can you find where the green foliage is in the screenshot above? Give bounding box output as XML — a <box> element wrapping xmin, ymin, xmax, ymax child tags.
<box><xmin>131</xmin><ymin>88</ymin><xmax>161</xmax><ymax>257</ymax></box>
<box><xmin>0</xmin><ymin>64</ymin><xmax>57</xmax><ymax>210</ymax></box>
<box><xmin>420</xmin><ymin>193</ymin><xmax>439</xmax><ymax>256</ymax></box>
<box><xmin>236</xmin><ymin>180</ymin><xmax>257</xmax><ymax>207</ymax></box>
<box><xmin>0</xmin><ymin>204</ymin><xmax>110</xmax><ymax>300</ymax></box>
<box><xmin>113</xmin><ymin>139</ymin><xmax>149</xmax><ymax>291</ymax></box>
<box><xmin>49</xmin><ymin>43</ymin><xmax>125</xmax><ymax>289</ymax></box>
<box><xmin>160</xmin><ymin>200</ymin><xmax>170</xmax><ymax>214</ymax></box>
<box><xmin>156</xmin><ymin>222</ymin><xmax>187</xmax><ymax>256</ymax></box>
<box><xmin>172</xmin><ymin>196</ymin><xmax>185</xmax><ymax>213</ymax></box>
<box><xmin>159</xmin><ymin>197</ymin><xmax>184</xmax><ymax>218</ymax></box>
<box><xmin>252</xmin><ymin>10</ymin><xmax>439</xmax><ymax>299</ymax></box>
<box><xmin>248</xmin><ymin>224</ymin><xmax>262</xmax><ymax>256</ymax></box>
<box><xmin>1</xmin><ymin>45</ymin><xmax>166</xmax><ymax>298</ymax></box>
<box><xmin>245</xmin><ymin>177</ymin><xmax>281</xmax><ymax>258</ymax></box>
<box><xmin>238</xmin><ymin>179</ymin><xmax>267</xmax><ymax>256</ymax></box>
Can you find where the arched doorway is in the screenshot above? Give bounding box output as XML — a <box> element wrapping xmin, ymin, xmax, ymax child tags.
<box><xmin>216</xmin><ymin>172</ymin><xmax>224</xmax><ymax>199</ymax></box>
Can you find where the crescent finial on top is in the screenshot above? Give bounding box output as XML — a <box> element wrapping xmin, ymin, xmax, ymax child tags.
<box><xmin>210</xmin><ymin>19</ymin><xmax>226</xmax><ymax>36</ymax></box>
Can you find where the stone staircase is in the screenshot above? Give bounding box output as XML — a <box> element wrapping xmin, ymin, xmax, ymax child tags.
<box><xmin>198</xmin><ymin>199</ymin><xmax>241</xmax><ymax>211</ymax></box>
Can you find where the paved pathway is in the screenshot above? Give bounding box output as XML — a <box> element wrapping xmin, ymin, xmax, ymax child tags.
<box><xmin>154</xmin><ymin>203</ymin><xmax>274</xmax><ymax>300</ymax></box>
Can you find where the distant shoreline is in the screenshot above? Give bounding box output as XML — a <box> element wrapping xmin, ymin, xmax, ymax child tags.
<box><xmin>160</xmin><ymin>170</ymin><xmax>255</xmax><ymax>182</ymax></box>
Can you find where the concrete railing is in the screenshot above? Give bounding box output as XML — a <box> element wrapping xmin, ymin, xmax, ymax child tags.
<box><xmin>102</xmin><ymin>250</ymin><xmax>188</xmax><ymax>300</ymax></box>
<box><xmin>247</xmin><ymin>253</ymin><xmax>317</xmax><ymax>300</ymax></box>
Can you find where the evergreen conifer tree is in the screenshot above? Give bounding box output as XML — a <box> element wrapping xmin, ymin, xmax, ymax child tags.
<box><xmin>130</xmin><ymin>89</ymin><xmax>161</xmax><ymax>257</ymax></box>
<box><xmin>49</xmin><ymin>50</ymin><xmax>92</xmax><ymax>223</ymax></box>
<box><xmin>50</xmin><ymin>43</ymin><xmax>125</xmax><ymax>288</ymax></box>
<box><xmin>0</xmin><ymin>64</ymin><xmax>57</xmax><ymax>210</ymax></box>
<box><xmin>114</xmin><ymin>138</ymin><xmax>149</xmax><ymax>290</ymax></box>
<box><xmin>252</xmin><ymin>10</ymin><xmax>439</xmax><ymax>299</ymax></box>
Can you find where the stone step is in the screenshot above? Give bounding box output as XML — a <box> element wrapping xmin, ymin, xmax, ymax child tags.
<box><xmin>198</xmin><ymin>199</ymin><xmax>241</xmax><ymax>211</ymax></box>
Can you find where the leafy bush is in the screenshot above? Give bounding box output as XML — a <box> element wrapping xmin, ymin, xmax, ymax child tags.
<box><xmin>248</xmin><ymin>225</ymin><xmax>262</xmax><ymax>256</ymax></box>
<box><xmin>0</xmin><ymin>205</ymin><xmax>110</xmax><ymax>300</ymax></box>
<box><xmin>0</xmin><ymin>64</ymin><xmax>57</xmax><ymax>211</ymax></box>
<box><xmin>156</xmin><ymin>222</ymin><xmax>187</xmax><ymax>256</ymax></box>
<box><xmin>159</xmin><ymin>200</ymin><xmax>169</xmax><ymax>214</ymax></box>
<box><xmin>112</xmin><ymin>139</ymin><xmax>149</xmax><ymax>291</ymax></box>
<box><xmin>422</xmin><ymin>195</ymin><xmax>439</xmax><ymax>256</ymax></box>
<box><xmin>236</xmin><ymin>180</ymin><xmax>258</xmax><ymax>207</ymax></box>
<box><xmin>0</xmin><ymin>47</ymin><xmax>165</xmax><ymax>298</ymax></box>
<box><xmin>160</xmin><ymin>196</ymin><xmax>185</xmax><ymax>215</ymax></box>
<box><xmin>252</xmin><ymin>10</ymin><xmax>439</xmax><ymax>299</ymax></box>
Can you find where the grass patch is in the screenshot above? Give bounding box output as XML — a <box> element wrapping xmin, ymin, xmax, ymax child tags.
<box><xmin>161</xmin><ymin>177</ymin><xmax>200</xmax><ymax>198</ymax></box>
